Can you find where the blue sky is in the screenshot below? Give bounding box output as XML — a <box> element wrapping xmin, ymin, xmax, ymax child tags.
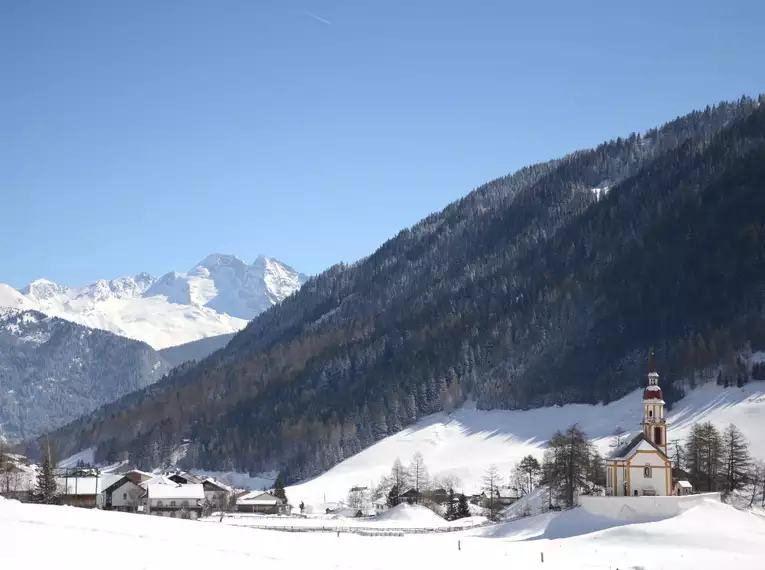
<box><xmin>2</xmin><ymin>0</ymin><xmax>763</xmax><ymax>287</ymax></box>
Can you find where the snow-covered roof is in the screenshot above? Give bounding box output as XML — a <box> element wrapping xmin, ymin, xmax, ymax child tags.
<box><xmin>236</xmin><ymin>491</ymin><xmax>284</xmax><ymax>505</ymax></box>
<box><xmin>141</xmin><ymin>475</ymin><xmax>178</xmax><ymax>488</ymax></box>
<box><xmin>146</xmin><ymin>483</ymin><xmax>205</xmax><ymax>500</ymax></box>
<box><xmin>56</xmin><ymin>474</ymin><xmax>122</xmax><ymax>496</ymax></box>
<box><xmin>0</xmin><ymin>452</ymin><xmax>27</xmax><ymax>463</ymax></box>
<box><xmin>607</xmin><ymin>432</ymin><xmax>667</xmax><ymax>460</ymax></box>
<box><xmin>164</xmin><ymin>470</ymin><xmax>204</xmax><ymax>484</ymax></box>
<box><xmin>124</xmin><ymin>469</ymin><xmax>154</xmax><ymax>478</ymax></box>
<box><xmin>202</xmin><ymin>477</ymin><xmax>233</xmax><ymax>493</ymax></box>
<box><xmin>676</xmin><ymin>480</ymin><xmax>693</xmax><ymax>488</ymax></box>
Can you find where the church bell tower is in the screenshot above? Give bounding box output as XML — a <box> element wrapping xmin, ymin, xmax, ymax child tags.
<box><xmin>642</xmin><ymin>350</ymin><xmax>668</xmax><ymax>455</ymax></box>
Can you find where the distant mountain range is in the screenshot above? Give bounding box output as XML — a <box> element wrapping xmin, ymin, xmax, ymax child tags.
<box><xmin>0</xmin><ymin>254</ymin><xmax>308</xmax><ymax>349</ymax></box>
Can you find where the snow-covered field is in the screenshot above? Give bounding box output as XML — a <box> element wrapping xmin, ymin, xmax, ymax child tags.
<box><xmin>286</xmin><ymin>382</ymin><xmax>765</xmax><ymax>509</ymax></box>
<box><xmin>208</xmin><ymin>503</ymin><xmax>488</xmax><ymax>532</ymax></box>
<box><xmin>3</xmin><ymin>495</ymin><xmax>764</xmax><ymax>569</ymax></box>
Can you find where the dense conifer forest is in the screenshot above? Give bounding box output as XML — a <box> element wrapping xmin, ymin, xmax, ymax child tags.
<box><xmin>27</xmin><ymin>96</ymin><xmax>765</xmax><ymax>483</ymax></box>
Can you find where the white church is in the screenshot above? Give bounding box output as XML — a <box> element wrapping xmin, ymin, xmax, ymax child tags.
<box><xmin>605</xmin><ymin>354</ymin><xmax>673</xmax><ymax>497</ymax></box>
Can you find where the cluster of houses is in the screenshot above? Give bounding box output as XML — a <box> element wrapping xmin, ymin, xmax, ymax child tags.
<box><xmin>335</xmin><ymin>485</ymin><xmax>519</xmax><ymax>518</ymax></box>
<box><xmin>0</xmin><ymin>453</ymin><xmax>290</xmax><ymax>519</ymax></box>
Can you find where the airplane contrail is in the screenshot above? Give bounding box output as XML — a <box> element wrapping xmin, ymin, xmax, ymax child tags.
<box><xmin>302</xmin><ymin>11</ymin><xmax>333</xmax><ymax>25</ymax></box>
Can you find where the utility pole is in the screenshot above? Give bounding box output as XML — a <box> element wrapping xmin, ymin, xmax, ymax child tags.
<box><xmin>670</xmin><ymin>439</ymin><xmax>683</xmax><ymax>470</ymax></box>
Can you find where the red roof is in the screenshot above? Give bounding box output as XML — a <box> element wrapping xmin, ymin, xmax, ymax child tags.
<box><xmin>644</xmin><ymin>387</ymin><xmax>662</xmax><ymax>400</ymax></box>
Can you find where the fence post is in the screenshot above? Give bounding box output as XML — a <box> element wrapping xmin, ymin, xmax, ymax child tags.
<box><xmin>458</xmin><ymin>540</ymin><xmax>461</xmax><ymax>551</ymax></box>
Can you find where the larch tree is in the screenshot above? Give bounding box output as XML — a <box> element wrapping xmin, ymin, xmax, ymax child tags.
<box><xmin>748</xmin><ymin>461</ymin><xmax>764</xmax><ymax>507</ymax></box>
<box><xmin>390</xmin><ymin>457</ymin><xmax>410</xmax><ymax>493</ymax></box>
<box><xmin>516</xmin><ymin>454</ymin><xmax>542</xmax><ymax>495</ymax></box>
<box><xmin>545</xmin><ymin>424</ymin><xmax>594</xmax><ymax>508</ymax></box>
<box><xmin>721</xmin><ymin>423</ymin><xmax>750</xmax><ymax>493</ymax></box>
<box><xmin>482</xmin><ymin>463</ymin><xmax>503</xmax><ymax>520</ymax></box>
<box><xmin>408</xmin><ymin>452</ymin><xmax>429</xmax><ymax>498</ymax></box>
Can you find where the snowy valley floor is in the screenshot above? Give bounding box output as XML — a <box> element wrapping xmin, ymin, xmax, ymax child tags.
<box><xmin>3</xmin><ymin>496</ymin><xmax>765</xmax><ymax>570</ymax></box>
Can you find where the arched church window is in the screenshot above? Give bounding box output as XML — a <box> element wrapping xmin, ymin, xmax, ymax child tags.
<box><xmin>648</xmin><ymin>409</ymin><xmax>653</xmax><ymax>418</ymax></box>
<box><xmin>644</xmin><ymin>465</ymin><xmax>651</xmax><ymax>478</ymax></box>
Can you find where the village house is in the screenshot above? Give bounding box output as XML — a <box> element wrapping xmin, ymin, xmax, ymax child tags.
<box><xmin>122</xmin><ymin>469</ymin><xmax>154</xmax><ymax>485</ymax></box>
<box><xmin>202</xmin><ymin>477</ymin><xmax>233</xmax><ymax>512</ymax></box>
<box><xmin>236</xmin><ymin>490</ymin><xmax>289</xmax><ymax>514</ymax></box>
<box><xmin>102</xmin><ymin>475</ymin><xmax>145</xmax><ymax>512</ymax></box>
<box><xmin>398</xmin><ymin>488</ymin><xmax>423</xmax><ymax>504</ymax></box>
<box><xmin>57</xmin><ymin>473</ymin><xmax>122</xmax><ymax>508</ymax></box>
<box><xmin>605</xmin><ymin>354</ymin><xmax>672</xmax><ymax>497</ymax></box>
<box><xmin>143</xmin><ymin>482</ymin><xmax>205</xmax><ymax>519</ymax></box>
<box><xmin>674</xmin><ymin>480</ymin><xmax>694</xmax><ymax>495</ymax></box>
<box><xmin>371</xmin><ymin>497</ymin><xmax>387</xmax><ymax>514</ymax></box>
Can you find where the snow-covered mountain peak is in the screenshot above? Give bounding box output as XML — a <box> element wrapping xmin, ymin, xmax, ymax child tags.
<box><xmin>20</xmin><ymin>278</ymin><xmax>69</xmax><ymax>301</ymax></box>
<box><xmin>1</xmin><ymin>253</ymin><xmax>307</xmax><ymax>349</ymax></box>
<box><xmin>193</xmin><ymin>253</ymin><xmax>248</xmax><ymax>273</ymax></box>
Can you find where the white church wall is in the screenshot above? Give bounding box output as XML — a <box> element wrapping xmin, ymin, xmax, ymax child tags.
<box><xmin>629</xmin><ymin>452</ymin><xmax>671</xmax><ymax>495</ymax></box>
<box><xmin>578</xmin><ymin>493</ymin><xmax>722</xmax><ymax>520</ymax></box>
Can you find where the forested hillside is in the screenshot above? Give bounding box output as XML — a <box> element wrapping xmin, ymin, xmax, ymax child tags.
<box><xmin>29</xmin><ymin>96</ymin><xmax>765</xmax><ymax>483</ymax></box>
<box><xmin>0</xmin><ymin>310</ymin><xmax>169</xmax><ymax>441</ymax></box>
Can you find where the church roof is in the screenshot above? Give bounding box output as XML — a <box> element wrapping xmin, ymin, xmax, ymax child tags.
<box><xmin>608</xmin><ymin>432</ymin><xmax>668</xmax><ymax>461</ymax></box>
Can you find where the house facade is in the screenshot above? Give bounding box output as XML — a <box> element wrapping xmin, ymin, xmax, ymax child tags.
<box><xmin>202</xmin><ymin>478</ymin><xmax>233</xmax><ymax>512</ymax></box>
<box><xmin>103</xmin><ymin>476</ymin><xmax>144</xmax><ymax>512</ymax></box>
<box><xmin>57</xmin><ymin>474</ymin><xmax>122</xmax><ymax>508</ymax></box>
<box><xmin>236</xmin><ymin>491</ymin><xmax>289</xmax><ymax>514</ymax></box>
<box><xmin>143</xmin><ymin>482</ymin><xmax>205</xmax><ymax>519</ymax></box>
<box><xmin>605</xmin><ymin>354</ymin><xmax>672</xmax><ymax>497</ymax></box>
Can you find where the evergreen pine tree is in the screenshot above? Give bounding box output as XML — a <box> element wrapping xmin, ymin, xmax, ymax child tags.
<box><xmin>386</xmin><ymin>484</ymin><xmax>400</xmax><ymax>508</ymax></box>
<box><xmin>456</xmin><ymin>493</ymin><xmax>471</xmax><ymax>519</ymax></box>
<box><xmin>273</xmin><ymin>473</ymin><xmax>288</xmax><ymax>503</ymax></box>
<box><xmin>445</xmin><ymin>488</ymin><xmax>457</xmax><ymax>520</ymax></box>
<box><xmin>32</xmin><ymin>445</ymin><xmax>58</xmax><ymax>505</ymax></box>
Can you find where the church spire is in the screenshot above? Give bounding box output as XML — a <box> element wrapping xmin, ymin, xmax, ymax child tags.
<box><xmin>642</xmin><ymin>349</ymin><xmax>668</xmax><ymax>454</ymax></box>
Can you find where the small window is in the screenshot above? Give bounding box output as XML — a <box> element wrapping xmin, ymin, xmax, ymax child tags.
<box><xmin>157</xmin><ymin>500</ymin><xmax>164</xmax><ymax>507</ymax></box>
<box><xmin>170</xmin><ymin>501</ymin><xmax>176</xmax><ymax>507</ymax></box>
<box><xmin>644</xmin><ymin>465</ymin><xmax>651</xmax><ymax>478</ymax></box>
<box><xmin>123</xmin><ymin>493</ymin><xmax>127</xmax><ymax>500</ymax></box>
<box><xmin>648</xmin><ymin>409</ymin><xmax>653</xmax><ymax>418</ymax></box>
<box><xmin>181</xmin><ymin>500</ymin><xmax>189</xmax><ymax>507</ymax></box>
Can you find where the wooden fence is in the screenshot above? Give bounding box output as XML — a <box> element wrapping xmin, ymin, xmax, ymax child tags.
<box><xmin>204</xmin><ymin>517</ymin><xmax>491</xmax><ymax>536</ymax></box>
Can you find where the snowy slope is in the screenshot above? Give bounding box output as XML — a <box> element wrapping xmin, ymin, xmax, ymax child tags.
<box><xmin>0</xmin><ymin>285</ymin><xmax>37</xmax><ymax>312</ymax></box>
<box><xmin>2</xmin><ymin>494</ymin><xmax>765</xmax><ymax>569</ymax></box>
<box><xmin>1</xmin><ymin>254</ymin><xmax>307</xmax><ymax>349</ymax></box>
<box><xmin>286</xmin><ymin>381</ymin><xmax>765</xmax><ymax>509</ymax></box>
